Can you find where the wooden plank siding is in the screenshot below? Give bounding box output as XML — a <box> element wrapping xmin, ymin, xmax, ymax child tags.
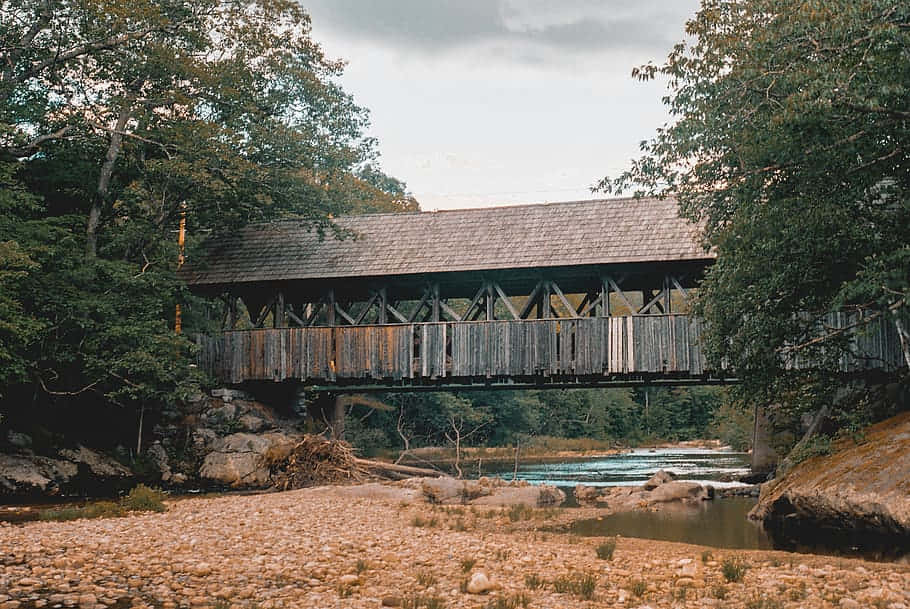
<box><xmin>197</xmin><ymin>315</ymin><xmax>700</xmax><ymax>385</ymax></box>
<box><xmin>197</xmin><ymin>313</ymin><xmax>905</xmax><ymax>386</ymax></box>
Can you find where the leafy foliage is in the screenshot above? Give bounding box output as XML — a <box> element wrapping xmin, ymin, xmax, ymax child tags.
<box><xmin>344</xmin><ymin>387</ymin><xmax>736</xmax><ymax>454</ymax></box>
<box><xmin>0</xmin><ymin>1</ymin><xmax>413</xmax><ymax>449</ymax></box>
<box><xmin>602</xmin><ymin>0</ymin><xmax>910</xmax><ymax>431</ymax></box>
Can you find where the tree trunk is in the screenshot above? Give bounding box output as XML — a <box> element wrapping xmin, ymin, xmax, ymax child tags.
<box><xmin>85</xmin><ymin>97</ymin><xmax>135</xmax><ymax>258</ymax></box>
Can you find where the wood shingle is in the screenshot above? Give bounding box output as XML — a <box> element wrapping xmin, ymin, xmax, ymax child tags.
<box><xmin>181</xmin><ymin>197</ymin><xmax>712</xmax><ymax>287</ymax></box>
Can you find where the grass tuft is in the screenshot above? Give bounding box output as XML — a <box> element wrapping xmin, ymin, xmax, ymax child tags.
<box><xmin>552</xmin><ymin>573</ymin><xmax>596</xmax><ymax>600</ymax></box>
<box><xmin>721</xmin><ymin>556</ymin><xmax>748</xmax><ymax>583</ymax></box>
<box><xmin>460</xmin><ymin>558</ymin><xmax>477</xmax><ymax>573</ymax></box>
<box><xmin>39</xmin><ymin>484</ymin><xmax>166</xmax><ymax>522</ymax></box>
<box><xmin>595</xmin><ymin>538</ymin><xmax>616</xmax><ymax>560</ymax></box>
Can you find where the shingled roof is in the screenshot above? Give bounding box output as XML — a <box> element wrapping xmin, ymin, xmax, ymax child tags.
<box><xmin>182</xmin><ymin>197</ymin><xmax>711</xmax><ymax>287</ymax></box>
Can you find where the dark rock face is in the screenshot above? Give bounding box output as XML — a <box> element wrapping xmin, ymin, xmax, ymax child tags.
<box><xmin>0</xmin><ymin>446</ymin><xmax>132</xmax><ymax>500</ymax></box>
<box><xmin>750</xmin><ymin>411</ymin><xmax>910</xmax><ymax>558</ymax></box>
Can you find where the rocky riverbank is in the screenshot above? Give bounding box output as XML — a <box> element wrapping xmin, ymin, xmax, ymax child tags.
<box><xmin>750</xmin><ymin>410</ymin><xmax>910</xmax><ymax>557</ymax></box>
<box><xmin>2</xmin><ymin>484</ymin><xmax>908</xmax><ymax>609</ymax></box>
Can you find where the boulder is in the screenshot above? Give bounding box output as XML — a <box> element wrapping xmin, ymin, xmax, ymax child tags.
<box><xmin>750</xmin><ymin>411</ymin><xmax>910</xmax><ymax>555</ymax></box>
<box><xmin>648</xmin><ymin>481</ymin><xmax>711</xmax><ymax>503</ymax></box>
<box><xmin>470</xmin><ymin>483</ymin><xmax>565</xmax><ymax>507</ymax></box>
<box><xmin>198</xmin><ymin>431</ymin><xmax>300</xmax><ymax>488</ymax></box>
<box><xmin>643</xmin><ymin>469</ymin><xmax>676</xmax><ymax>490</ymax></box>
<box><xmin>58</xmin><ymin>445</ymin><xmax>132</xmax><ymax>479</ymax></box>
<box><xmin>465</xmin><ymin>572</ymin><xmax>496</xmax><ymax>594</ymax></box>
<box><xmin>574</xmin><ymin>484</ymin><xmax>604</xmax><ymax>505</ymax></box>
<box><xmin>0</xmin><ymin>446</ymin><xmax>132</xmax><ymax>499</ymax></box>
<box><xmin>147</xmin><ymin>441</ymin><xmax>172</xmax><ymax>482</ymax></box>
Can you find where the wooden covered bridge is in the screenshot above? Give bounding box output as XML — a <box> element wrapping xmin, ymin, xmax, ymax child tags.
<box><xmin>181</xmin><ymin>198</ymin><xmax>905</xmax><ymax>392</ymax></box>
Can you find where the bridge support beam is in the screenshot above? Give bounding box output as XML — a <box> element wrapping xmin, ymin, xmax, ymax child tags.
<box><xmin>751</xmin><ymin>403</ymin><xmax>779</xmax><ymax>476</ymax></box>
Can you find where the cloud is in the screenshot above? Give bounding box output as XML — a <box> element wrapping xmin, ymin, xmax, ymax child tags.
<box><xmin>303</xmin><ymin>0</ymin><xmax>698</xmax><ymax>61</ymax></box>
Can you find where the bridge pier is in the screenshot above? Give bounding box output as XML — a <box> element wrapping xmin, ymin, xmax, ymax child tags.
<box><xmin>751</xmin><ymin>403</ymin><xmax>779</xmax><ymax>476</ymax></box>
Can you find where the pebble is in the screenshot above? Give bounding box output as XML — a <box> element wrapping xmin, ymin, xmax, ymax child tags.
<box><xmin>0</xmin><ymin>485</ymin><xmax>907</xmax><ymax>609</ymax></box>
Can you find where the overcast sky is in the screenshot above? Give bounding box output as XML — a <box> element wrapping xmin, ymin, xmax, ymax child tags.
<box><xmin>303</xmin><ymin>1</ymin><xmax>700</xmax><ymax>210</ymax></box>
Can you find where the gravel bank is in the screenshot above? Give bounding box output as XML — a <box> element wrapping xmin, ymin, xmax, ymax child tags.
<box><xmin>2</xmin><ymin>485</ymin><xmax>908</xmax><ymax>609</ymax></box>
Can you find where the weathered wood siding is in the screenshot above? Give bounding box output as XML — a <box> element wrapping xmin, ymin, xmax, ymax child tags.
<box><xmin>196</xmin><ymin>313</ymin><xmax>904</xmax><ymax>386</ymax></box>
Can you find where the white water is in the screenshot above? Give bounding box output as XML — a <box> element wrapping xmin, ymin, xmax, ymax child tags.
<box><xmin>490</xmin><ymin>447</ymin><xmax>752</xmax><ymax>488</ymax></box>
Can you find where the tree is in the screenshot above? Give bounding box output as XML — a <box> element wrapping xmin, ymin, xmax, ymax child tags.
<box><xmin>0</xmin><ymin>1</ymin><xmax>403</xmax><ymax>449</ymax></box>
<box><xmin>603</xmin><ymin>1</ymin><xmax>909</xmax><ymax>417</ymax></box>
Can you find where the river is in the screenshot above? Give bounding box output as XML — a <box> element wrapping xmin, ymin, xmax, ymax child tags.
<box><xmin>482</xmin><ymin>446</ymin><xmax>774</xmax><ymax>550</ymax></box>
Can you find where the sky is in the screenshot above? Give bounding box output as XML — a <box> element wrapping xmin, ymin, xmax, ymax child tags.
<box><xmin>303</xmin><ymin>1</ymin><xmax>701</xmax><ymax>210</ymax></box>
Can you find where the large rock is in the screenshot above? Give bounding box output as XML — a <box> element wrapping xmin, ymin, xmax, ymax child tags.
<box><xmin>643</xmin><ymin>469</ymin><xmax>676</xmax><ymax>490</ymax></box>
<box><xmin>199</xmin><ymin>431</ymin><xmax>300</xmax><ymax>487</ymax></box>
<box><xmin>59</xmin><ymin>445</ymin><xmax>132</xmax><ymax>479</ymax></box>
<box><xmin>0</xmin><ymin>445</ymin><xmax>131</xmax><ymax>499</ymax></box>
<box><xmin>649</xmin><ymin>481</ymin><xmax>713</xmax><ymax>503</ymax></box>
<box><xmin>750</xmin><ymin>411</ymin><xmax>910</xmax><ymax>553</ymax></box>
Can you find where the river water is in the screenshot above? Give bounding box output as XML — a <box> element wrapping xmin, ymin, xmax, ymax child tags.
<box><xmin>483</xmin><ymin>447</ymin><xmax>776</xmax><ymax>551</ymax></box>
<box><xmin>488</xmin><ymin>447</ymin><xmax>752</xmax><ymax>488</ymax></box>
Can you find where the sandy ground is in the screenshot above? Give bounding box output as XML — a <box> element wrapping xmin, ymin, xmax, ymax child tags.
<box><xmin>1</xmin><ymin>484</ymin><xmax>908</xmax><ymax>609</ymax></box>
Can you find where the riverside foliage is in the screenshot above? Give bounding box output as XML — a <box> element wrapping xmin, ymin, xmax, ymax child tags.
<box><xmin>0</xmin><ymin>1</ymin><xmax>413</xmax><ymax>449</ymax></box>
<box><xmin>601</xmin><ymin>0</ymin><xmax>910</xmax><ymax>434</ymax></box>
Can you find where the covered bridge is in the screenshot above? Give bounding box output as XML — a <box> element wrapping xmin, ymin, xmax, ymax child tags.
<box><xmin>181</xmin><ymin>198</ymin><xmax>902</xmax><ymax>390</ymax></box>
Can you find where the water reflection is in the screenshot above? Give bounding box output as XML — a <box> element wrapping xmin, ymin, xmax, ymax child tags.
<box><xmin>568</xmin><ymin>497</ymin><xmax>773</xmax><ymax>550</ymax></box>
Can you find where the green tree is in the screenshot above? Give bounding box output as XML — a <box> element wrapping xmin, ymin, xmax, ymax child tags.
<box><xmin>603</xmin><ymin>0</ymin><xmax>910</xmax><ymax>420</ymax></box>
<box><xmin>0</xmin><ymin>1</ymin><xmax>405</xmax><ymax>449</ymax></box>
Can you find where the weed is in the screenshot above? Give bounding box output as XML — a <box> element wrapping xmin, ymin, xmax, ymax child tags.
<box><xmin>524</xmin><ymin>574</ymin><xmax>543</xmax><ymax>589</ymax></box>
<box><xmin>701</xmin><ymin>549</ymin><xmax>713</xmax><ymax>563</ymax></box>
<box><xmin>121</xmin><ymin>484</ymin><xmax>167</xmax><ymax>512</ymax></box>
<box><xmin>552</xmin><ymin>573</ymin><xmax>596</xmax><ymax>600</ymax></box>
<box><xmin>712</xmin><ymin>584</ymin><xmax>728</xmax><ymax>600</ymax></box>
<box><xmin>484</xmin><ymin>509</ymin><xmax>499</xmax><ymax>519</ymax></box>
<box><xmin>630</xmin><ymin>580</ymin><xmax>646</xmax><ymax>597</ymax></box>
<box><xmin>595</xmin><ymin>538</ymin><xmax>616</xmax><ymax>560</ymax></box>
<box><xmin>336</xmin><ymin>583</ymin><xmax>354</xmax><ymax>598</ymax></box>
<box><xmin>451</xmin><ymin>518</ymin><xmax>468</xmax><ymax>532</ymax></box>
<box><xmin>673</xmin><ymin>587</ymin><xmax>687</xmax><ymax>601</ymax></box>
<box><xmin>458</xmin><ymin>578</ymin><xmax>469</xmax><ymax>593</ymax></box>
<box><xmin>460</xmin><ymin>558</ymin><xmax>477</xmax><ymax>573</ymax></box>
<box><xmin>416</xmin><ymin>570</ymin><xmax>437</xmax><ymax>587</ymax></box>
<box><xmin>411</xmin><ymin>515</ymin><xmax>439</xmax><ymax>528</ymax></box>
<box><xmin>355</xmin><ymin>559</ymin><xmax>368</xmax><ymax>574</ymax></box>
<box><xmin>721</xmin><ymin>556</ymin><xmax>747</xmax><ymax>583</ymax></box>
<box><xmin>401</xmin><ymin>595</ymin><xmax>445</xmax><ymax>609</ymax></box>
<box><xmin>745</xmin><ymin>593</ymin><xmax>783</xmax><ymax>609</ymax></box>
<box><xmin>507</xmin><ymin>504</ymin><xmax>534</xmax><ymax>522</ymax></box>
<box><xmin>493</xmin><ymin>548</ymin><xmax>510</xmax><ymax>561</ymax></box>
<box><xmin>39</xmin><ymin>484</ymin><xmax>167</xmax><ymax>522</ymax></box>
<box><xmin>536</xmin><ymin>507</ymin><xmax>561</xmax><ymax>520</ymax></box>
<box><xmin>485</xmin><ymin>593</ymin><xmax>531</xmax><ymax>609</ymax></box>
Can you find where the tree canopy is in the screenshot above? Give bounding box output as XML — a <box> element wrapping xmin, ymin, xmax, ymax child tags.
<box><xmin>603</xmin><ymin>0</ymin><xmax>909</xmax><ymax>415</ymax></box>
<box><xmin>0</xmin><ymin>0</ymin><xmax>413</xmax><ymax>442</ymax></box>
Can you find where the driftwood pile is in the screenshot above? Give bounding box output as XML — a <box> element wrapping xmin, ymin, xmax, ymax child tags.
<box><xmin>270</xmin><ymin>436</ymin><xmax>366</xmax><ymax>490</ymax></box>
<box><xmin>270</xmin><ymin>435</ymin><xmax>442</xmax><ymax>490</ymax></box>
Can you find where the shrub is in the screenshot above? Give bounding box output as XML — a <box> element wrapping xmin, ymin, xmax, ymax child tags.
<box><xmin>120</xmin><ymin>484</ymin><xmax>167</xmax><ymax>512</ymax></box>
<box><xmin>460</xmin><ymin>558</ymin><xmax>476</xmax><ymax>573</ymax></box>
<box><xmin>524</xmin><ymin>574</ymin><xmax>544</xmax><ymax>589</ymax></box>
<box><xmin>630</xmin><ymin>580</ymin><xmax>646</xmax><ymax>597</ymax></box>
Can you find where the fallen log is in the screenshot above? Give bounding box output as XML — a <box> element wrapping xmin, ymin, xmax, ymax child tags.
<box><xmin>353</xmin><ymin>458</ymin><xmax>445</xmax><ymax>479</ymax></box>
